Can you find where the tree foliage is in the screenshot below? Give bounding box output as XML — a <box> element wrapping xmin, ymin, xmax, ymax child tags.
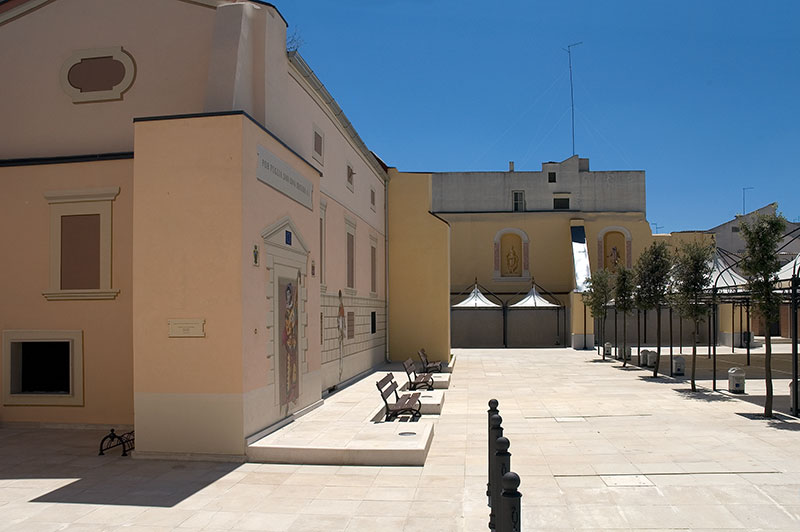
<box><xmin>740</xmin><ymin>214</ymin><xmax>787</xmax><ymax>326</ymax></box>
<box><xmin>671</xmin><ymin>241</ymin><xmax>714</xmax><ymax>323</ymax></box>
<box><xmin>635</xmin><ymin>241</ymin><xmax>672</xmax><ymax>312</ymax></box>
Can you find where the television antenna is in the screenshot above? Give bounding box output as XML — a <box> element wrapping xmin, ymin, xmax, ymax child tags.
<box><xmin>563</xmin><ymin>42</ymin><xmax>582</xmax><ymax>156</ymax></box>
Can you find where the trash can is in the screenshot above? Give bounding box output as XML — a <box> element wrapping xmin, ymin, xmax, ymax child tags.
<box><xmin>604</xmin><ymin>342</ymin><xmax>612</xmax><ymax>357</ymax></box>
<box><xmin>672</xmin><ymin>356</ymin><xmax>685</xmax><ymax>376</ymax></box>
<box><xmin>647</xmin><ymin>350</ymin><xmax>659</xmax><ymax>368</ymax></box>
<box><xmin>728</xmin><ymin>367</ymin><xmax>745</xmax><ymax>394</ymax></box>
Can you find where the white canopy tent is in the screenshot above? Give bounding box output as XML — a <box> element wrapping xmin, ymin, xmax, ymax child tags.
<box><xmin>510</xmin><ymin>284</ymin><xmax>558</xmax><ymax>308</ymax></box>
<box><xmin>708</xmin><ymin>251</ymin><xmax>748</xmax><ymax>292</ymax></box>
<box><xmin>777</xmin><ymin>253</ymin><xmax>800</xmax><ymax>283</ymax></box>
<box><xmin>452</xmin><ymin>284</ymin><xmax>500</xmax><ymax>308</ymax></box>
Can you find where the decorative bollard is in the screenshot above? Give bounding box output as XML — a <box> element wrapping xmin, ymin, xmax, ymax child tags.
<box><xmin>489</xmin><ymin>436</ymin><xmax>511</xmax><ymax>531</ymax></box>
<box><xmin>487</xmin><ymin>399</ymin><xmax>499</xmax><ymax>506</ymax></box>
<box><xmin>487</xmin><ymin>414</ymin><xmax>503</xmax><ymax>515</ymax></box>
<box><xmin>497</xmin><ymin>471</ymin><xmax>522</xmax><ymax>532</ymax></box>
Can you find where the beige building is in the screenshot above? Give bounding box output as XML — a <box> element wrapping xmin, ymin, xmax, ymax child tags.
<box><xmin>0</xmin><ymin>0</ymin><xmax>387</xmax><ymax>459</ymax></box>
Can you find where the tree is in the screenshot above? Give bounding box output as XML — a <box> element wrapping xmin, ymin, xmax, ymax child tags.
<box><xmin>583</xmin><ymin>269</ymin><xmax>613</xmax><ymax>360</ymax></box>
<box><xmin>614</xmin><ymin>267</ymin><xmax>635</xmax><ymax>368</ymax></box>
<box><xmin>635</xmin><ymin>241</ymin><xmax>673</xmax><ymax>377</ymax></box>
<box><xmin>740</xmin><ymin>213</ymin><xmax>787</xmax><ymax>418</ymax></box>
<box><xmin>672</xmin><ymin>240</ymin><xmax>714</xmax><ymax>391</ymax></box>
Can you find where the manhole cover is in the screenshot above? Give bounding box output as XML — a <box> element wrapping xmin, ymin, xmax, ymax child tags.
<box><xmin>398</xmin><ymin>431</ymin><xmax>416</xmax><ymax>436</ymax></box>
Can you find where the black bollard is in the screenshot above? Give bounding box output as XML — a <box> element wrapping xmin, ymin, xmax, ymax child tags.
<box><xmin>487</xmin><ymin>414</ymin><xmax>503</xmax><ymax>528</ymax></box>
<box><xmin>490</xmin><ymin>436</ymin><xmax>511</xmax><ymax>531</ymax></box>
<box><xmin>487</xmin><ymin>399</ymin><xmax>499</xmax><ymax>506</ymax></box>
<box><xmin>497</xmin><ymin>471</ymin><xmax>522</xmax><ymax>532</ymax></box>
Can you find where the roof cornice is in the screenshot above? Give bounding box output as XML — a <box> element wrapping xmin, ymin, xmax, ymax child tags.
<box><xmin>287</xmin><ymin>51</ymin><xmax>387</xmax><ymax>183</ymax></box>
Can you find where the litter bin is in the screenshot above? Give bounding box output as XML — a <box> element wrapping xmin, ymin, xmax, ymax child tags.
<box><xmin>604</xmin><ymin>342</ymin><xmax>612</xmax><ymax>357</ymax></box>
<box><xmin>647</xmin><ymin>350</ymin><xmax>659</xmax><ymax>368</ymax></box>
<box><xmin>728</xmin><ymin>367</ymin><xmax>745</xmax><ymax>394</ymax></box>
<box><xmin>672</xmin><ymin>356</ymin><xmax>685</xmax><ymax>376</ymax></box>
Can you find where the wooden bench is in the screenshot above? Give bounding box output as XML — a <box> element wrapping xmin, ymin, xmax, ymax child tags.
<box><xmin>403</xmin><ymin>358</ymin><xmax>434</xmax><ymax>391</ymax></box>
<box><xmin>418</xmin><ymin>348</ymin><xmax>443</xmax><ymax>373</ymax></box>
<box><xmin>376</xmin><ymin>373</ymin><xmax>421</xmax><ymax>421</ymax></box>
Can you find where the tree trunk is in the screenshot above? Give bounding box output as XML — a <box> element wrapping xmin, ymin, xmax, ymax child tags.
<box><xmin>691</xmin><ymin>320</ymin><xmax>698</xmax><ymax>391</ymax></box>
<box><xmin>622</xmin><ymin>315</ymin><xmax>628</xmax><ymax>368</ymax></box>
<box><xmin>765</xmin><ymin>321</ymin><xmax>773</xmax><ymax>418</ymax></box>
<box><xmin>601</xmin><ymin>316</ymin><xmax>606</xmax><ymax>361</ymax></box>
<box><xmin>653</xmin><ymin>306</ymin><xmax>662</xmax><ymax>378</ymax></box>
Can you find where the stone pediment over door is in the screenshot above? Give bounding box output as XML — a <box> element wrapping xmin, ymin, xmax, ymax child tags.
<box><xmin>260</xmin><ymin>216</ymin><xmax>310</xmax><ymax>259</ymax></box>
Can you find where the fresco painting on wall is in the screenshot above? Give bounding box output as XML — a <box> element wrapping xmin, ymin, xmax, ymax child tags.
<box><xmin>279</xmin><ymin>274</ymin><xmax>299</xmax><ymax>406</ymax></box>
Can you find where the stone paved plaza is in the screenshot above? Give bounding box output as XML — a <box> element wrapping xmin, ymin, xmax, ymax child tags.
<box><xmin>2</xmin><ymin>347</ymin><xmax>800</xmax><ymax>531</ymax></box>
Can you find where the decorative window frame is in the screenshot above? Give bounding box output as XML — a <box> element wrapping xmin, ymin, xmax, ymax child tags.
<box><xmin>43</xmin><ymin>187</ymin><xmax>120</xmax><ymax>300</ymax></box>
<box><xmin>597</xmin><ymin>226</ymin><xmax>633</xmax><ymax>269</ymax></box>
<box><xmin>492</xmin><ymin>228</ymin><xmax>530</xmax><ymax>282</ymax></box>
<box><xmin>2</xmin><ymin>329</ymin><xmax>84</xmax><ymax>406</ymax></box>
<box><xmin>59</xmin><ymin>47</ymin><xmax>136</xmax><ymax>103</ymax></box>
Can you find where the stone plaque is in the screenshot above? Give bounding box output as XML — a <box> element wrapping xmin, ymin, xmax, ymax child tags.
<box><xmin>168</xmin><ymin>319</ymin><xmax>205</xmax><ymax>338</ymax></box>
<box><xmin>257</xmin><ymin>145</ymin><xmax>313</xmax><ymax>210</ymax></box>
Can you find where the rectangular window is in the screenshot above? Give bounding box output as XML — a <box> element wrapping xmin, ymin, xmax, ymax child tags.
<box><xmin>346</xmin><ymin>232</ymin><xmax>355</xmax><ymax>289</ymax></box>
<box><xmin>370</xmin><ymin>188</ymin><xmax>376</xmax><ymax>211</ymax></box>
<box><xmin>347</xmin><ymin>312</ymin><xmax>355</xmax><ymax>339</ymax></box>
<box><xmin>371</xmin><ymin>311</ymin><xmax>377</xmax><ymax>334</ymax></box>
<box><xmin>553</xmin><ymin>198</ymin><xmax>570</xmax><ymax>210</ymax></box>
<box><xmin>44</xmin><ymin>187</ymin><xmax>119</xmax><ymax>300</ymax></box>
<box><xmin>320</xmin><ymin>312</ymin><xmax>323</xmax><ymax>345</ymax></box>
<box><xmin>731</xmin><ymin>226</ymin><xmax>740</xmax><ymax>233</ymax></box>
<box><xmin>512</xmin><ymin>191</ymin><xmax>525</xmax><ymax>212</ymax></box>
<box><xmin>3</xmin><ymin>330</ymin><xmax>84</xmax><ymax>406</ymax></box>
<box><xmin>370</xmin><ymin>245</ymin><xmax>377</xmax><ymax>293</ymax></box>
<box><xmin>61</xmin><ymin>214</ymin><xmax>101</xmax><ymax>290</ymax></box>
<box><xmin>548</xmin><ymin>172</ymin><xmax>556</xmax><ymax>183</ymax></box>
<box><xmin>312</xmin><ymin>125</ymin><xmax>324</xmax><ymax>164</ymax></box>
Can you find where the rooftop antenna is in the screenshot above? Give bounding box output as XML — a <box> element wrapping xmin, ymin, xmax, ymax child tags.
<box><xmin>742</xmin><ymin>186</ymin><xmax>754</xmax><ymax>215</ymax></box>
<box><xmin>563</xmin><ymin>41</ymin><xmax>582</xmax><ymax>156</ymax></box>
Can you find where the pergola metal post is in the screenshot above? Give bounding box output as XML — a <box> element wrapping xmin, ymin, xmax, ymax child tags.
<box><xmin>792</xmin><ymin>273</ymin><xmax>798</xmax><ymax>415</ymax></box>
<box><xmin>669</xmin><ymin>306</ymin><xmax>674</xmax><ymax>377</ymax></box>
<box><xmin>731</xmin><ymin>301</ymin><xmax>736</xmax><ymax>354</ymax></box>
<box><xmin>746</xmin><ymin>300</ymin><xmax>751</xmax><ymax>366</ymax></box>
<box><xmin>712</xmin><ymin>287</ymin><xmax>718</xmax><ymax>392</ymax></box>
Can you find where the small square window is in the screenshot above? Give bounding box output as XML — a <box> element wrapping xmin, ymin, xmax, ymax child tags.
<box><xmin>731</xmin><ymin>226</ymin><xmax>740</xmax><ymax>233</ymax></box>
<box><xmin>548</xmin><ymin>172</ymin><xmax>556</xmax><ymax>183</ymax></box>
<box><xmin>3</xmin><ymin>330</ymin><xmax>84</xmax><ymax>406</ymax></box>
<box><xmin>553</xmin><ymin>198</ymin><xmax>570</xmax><ymax>210</ymax></box>
<box><xmin>512</xmin><ymin>191</ymin><xmax>525</xmax><ymax>212</ymax></box>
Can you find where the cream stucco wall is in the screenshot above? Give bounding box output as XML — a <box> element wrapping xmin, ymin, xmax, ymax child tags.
<box><xmin>0</xmin><ymin>159</ymin><xmax>133</xmax><ymax>425</ymax></box>
<box><xmin>132</xmin><ymin>115</ymin><xmax>246</xmax><ymax>456</ymax></box>
<box><xmin>387</xmin><ymin>170</ymin><xmax>450</xmax><ymax>362</ymax></box>
<box><xmin>0</xmin><ymin>0</ymin><xmax>216</xmax><ymax>158</ymax></box>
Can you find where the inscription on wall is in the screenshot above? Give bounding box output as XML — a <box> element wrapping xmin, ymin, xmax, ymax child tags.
<box><xmin>257</xmin><ymin>145</ymin><xmax>313</xmax><ymax>210</ymax></box>
<box><xmin>168</xmin><ymin>319</ymin><xmax>206</xmax><ymax>338</ymax></box>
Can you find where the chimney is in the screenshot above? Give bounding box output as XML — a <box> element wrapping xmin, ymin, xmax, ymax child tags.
<box><xmin>508</xmin><ymin>161</ymin><xmax>515</xmax><ymax>172</ymax></box>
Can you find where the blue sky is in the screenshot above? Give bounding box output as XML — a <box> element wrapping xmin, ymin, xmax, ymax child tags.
<box><xmin>275</xmin><ymin>1</ymin><xmax>800</xmax><ymax>232</ymax></box>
